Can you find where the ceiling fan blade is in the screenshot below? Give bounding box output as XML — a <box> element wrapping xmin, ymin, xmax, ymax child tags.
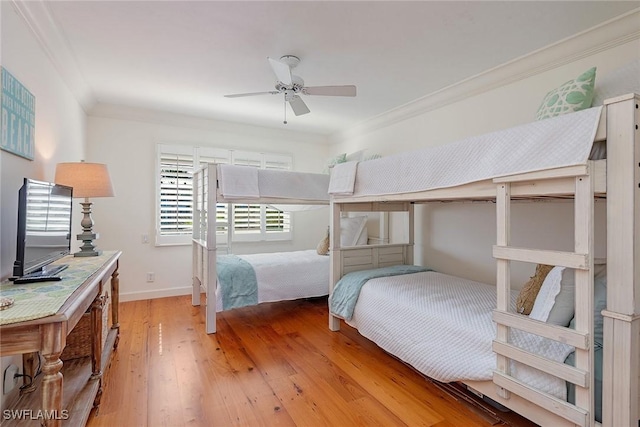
<box><xmin>268</xmin><ymin>57</ymin><xmax>292</xmax><ymax>85</ymax></box>
<box><xmin>289</xmin><ymin>95</ymin><xmax>310</xmax><ymax>116</ymax></box>
<box><xmin>224</xmin><ymin>91</ymin><xmax>279</xmax><ymax>98</ymax></box>
<box><xmin>303</xmin><ymin>85</ymin><xmax>357</xmax><ymax>97</ymax></box>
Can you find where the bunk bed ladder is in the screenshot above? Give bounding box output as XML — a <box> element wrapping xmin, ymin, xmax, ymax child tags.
<box><xmin>492</xmin><ymin>169</ymin><xmax>596</xmax><ymax>427</ymax></box>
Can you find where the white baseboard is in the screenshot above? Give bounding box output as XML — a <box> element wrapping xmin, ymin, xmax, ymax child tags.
<box><xmin>120</xmin><ymin>286</ymin><xmax>192</xmax><ymax>302</ymax></box>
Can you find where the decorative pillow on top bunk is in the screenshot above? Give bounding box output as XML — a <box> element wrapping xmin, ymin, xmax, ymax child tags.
<box><xmin>323</xmin><ymin>153</ymin><xmax>347</xmax><ymax>174</ymax></box>
<box><xmin>535</xmin><ymin>66</ymin><xmax>597</xmax><ymax>121</ymax></box>
<box><xmin>529</xmin><ymin>263</ymin><xmax>607</xmax><ymax>327</ymax></box>
<box><xmin>591</xmin><ymin>58</ymin><xmax>640</xmax><ymax>106</ymax></box>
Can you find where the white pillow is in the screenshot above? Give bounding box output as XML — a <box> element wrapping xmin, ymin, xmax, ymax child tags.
<box><xmin>546</xmin><ymin>263</ymin><xmax>608</xmax><ymax>327</ymax></box>
<box><xmin>529</xmin><ymin>266</ymin><xmax>565</xmax><ymax>322</ymax></box>
<box><xmin>529</xmin><ymin>264</ymin><xmax>607</xmax><ymax>326</ymax></box>
<box><xmin>340</xmin><ymin>216</ymin><xmax>367</xmax><ymax>247</ymax></box>
<box><xmin>546</xmin><ymin>268</ymin><xmax>576</xmax><ymax>326</ymax></box>
<box><xmin>592</xmin><ymin>59</ymin><xmax>640</xmax><ymax>106</ymax></box>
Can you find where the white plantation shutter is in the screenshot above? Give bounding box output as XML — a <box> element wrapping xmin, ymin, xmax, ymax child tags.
<box><xmin>231</xmin><ymin>151</ymin><xmax>262</xmax><ymax>237</ymax></box>
<box><xmin>156</xmin><ymin>144</ymin><xmax>293</xmax><ymax>245</ymax></box>
<box><xmin>199</xmin><ymin>148</ymin><xmax>231</xmax><ymax>235</ymax></box>
<box><xmin>157</xmin><ymin>145</ymin><xmax>194</xmax><ymax>244</ymax></box>
<box><xmin>263</xmin><ymin>153</ymin><xmax>291</xmax><ymax>234</ymax></box>
<box><xmin>264</xmin><ymin>154</ymin><xmax>292</xmax><ymax>170</ymax></box>
<box><xmin>230</xmin><ymin>152</ymin><xmax>291</xmax><ymax>241</ymax></box>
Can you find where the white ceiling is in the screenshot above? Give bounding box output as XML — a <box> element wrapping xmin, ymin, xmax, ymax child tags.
<box><xmin>29</xmin><ymin>1</ymin><xmax>639</xmax><ymax>136</ymax></box>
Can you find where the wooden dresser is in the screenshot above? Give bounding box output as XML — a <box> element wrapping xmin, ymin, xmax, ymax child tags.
<box><xmin>0</xmin><ymin>251</ymin><xmax>121</xmax><ymax>426</ymax></box>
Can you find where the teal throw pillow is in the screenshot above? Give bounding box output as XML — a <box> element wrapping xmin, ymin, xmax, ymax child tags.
<box><xmin>535</xmin><ymin>67</ymin><xmax>597</xmax><ymax>121</ymax></box>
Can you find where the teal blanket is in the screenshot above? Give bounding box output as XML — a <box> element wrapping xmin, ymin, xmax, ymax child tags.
<box><xmin>217</xmin><ymin>255</ymin><xmax>258</xmax><ymax>310</ymax></box>
<box><xmin>329</xmin><ymin>265</ymin><xmax>432</xmax><ymax>320</ymax></box>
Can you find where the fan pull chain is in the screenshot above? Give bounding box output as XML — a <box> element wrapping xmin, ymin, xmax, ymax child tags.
<box><xmin>283</xmin><ymin>96</ymin><xmax>288</xmax><ymax>125</ymax></box>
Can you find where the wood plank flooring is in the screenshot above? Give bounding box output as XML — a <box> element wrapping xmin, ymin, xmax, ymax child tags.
<box><xmin>87</xmin><ymin>295</ymin><xmax>538</xmax><ymax>427</ymax></box>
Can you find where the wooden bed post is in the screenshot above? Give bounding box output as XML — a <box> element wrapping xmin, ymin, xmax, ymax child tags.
<box><xmin>205</xmin><ymin>164</ymin><xmax>218</xmax><ymax>334</ymax></box>
<box><xmin>574</xmin><ymin>170</ymin><xmax>595</xmax><ymax>426</ymax></box>
<box><xmin>407</xmin><ymin>203</ymin><xmax>414</xmax><ymax>265</ymax></box>
<box><xmin>329</xmin><ymin>200</ymin><xmax>342</xmax><ymax>331</ymax></box>
<box><xmin>495</xmin><ymin>182</ymin><xmax>511</xmax><ymax>399</ymax></box>
<box><xmin>602</xmin><ymin>93</ymin><xmax>639</xmax><ymax>427</ymax></box>
<box><xmin>192</xmin><ymin>169</ymin><xmax>201</xmax><ymax>307</ymax></box>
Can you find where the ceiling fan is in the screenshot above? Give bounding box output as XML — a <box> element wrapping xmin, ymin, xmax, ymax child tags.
<box><xmin>224</xmin><ymin>55</ymin><xmax>357</xmax><ymax>123</ymax></box>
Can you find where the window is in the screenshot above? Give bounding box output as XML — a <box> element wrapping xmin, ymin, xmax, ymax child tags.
<box><xmin>156</xmin><ymin>144</ymin><xmax>292</xmax><ymax>246</ymax></box>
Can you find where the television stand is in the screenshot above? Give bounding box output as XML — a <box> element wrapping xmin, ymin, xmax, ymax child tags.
<box><xmin>0</xmin><ymin>251</ymin><xmax>121</xmax><ymax>427</ymax></box>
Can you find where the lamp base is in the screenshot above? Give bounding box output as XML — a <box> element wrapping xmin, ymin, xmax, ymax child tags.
<box><xmin>75</xmin><ymin>231</ymin><xmax>102</xmax><ymax>257</ymax></box>
<box><xmin>74</xmin><ymin>249</ymin><xmax>102</xmax><ymax>257</ymax></box>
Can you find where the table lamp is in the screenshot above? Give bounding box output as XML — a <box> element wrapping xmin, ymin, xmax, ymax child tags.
<box><xmin>55</xmin><ymin>161</ymin><xmax>114</xmax><ymax>257</ymax></box>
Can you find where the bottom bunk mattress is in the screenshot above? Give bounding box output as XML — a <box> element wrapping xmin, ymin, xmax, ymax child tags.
<box><xmin>216</xmin><ymin>249</ymin><xmax>329</xmax><ymax>311</ymax></box>
<box><xmin>335</xmin><ymin>270</ymin><xmax>574</xmax><ymax>399</ymax></box>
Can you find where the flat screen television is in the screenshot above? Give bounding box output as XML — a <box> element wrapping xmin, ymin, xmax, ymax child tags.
<box><xmin>12</xmin><ymin>178</ymin><xmax>73</xmax><ymax>278</ymax></box>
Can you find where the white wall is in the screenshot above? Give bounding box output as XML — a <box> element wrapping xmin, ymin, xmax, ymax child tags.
<box><xmin>330</xmin><ymin>14</ymin><xmax>639</xmax><ymax>287</ymax></box>
<box><xmin>1</xmin><ymin>1</ymin><xmax>87</xmax><ymax>409</ymax></box>
<box><xmin>86</xmin><ymin>106</ymin><xmax>330</xmax><ymax>301</ymax></box>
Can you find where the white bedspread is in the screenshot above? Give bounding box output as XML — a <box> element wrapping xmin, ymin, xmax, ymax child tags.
<box><xmin>216</xmin><ymin>249</ymin><xmax>330</xmax><ymax>311</ymax></box>
<box><xmin>258</xmin><ymin>169</ymin><xmax>329</xmax><ymax>201</ymax></box>
<box><xmin>217</xmin><ymin>164</ymin><xmax>329</xmax><ymax>202</ymax></box>
<box><xmin>218</xmin><ymin>164</ymin><xmax>259</xmax><ymax>198</ymax></box>
<box><xmin>347</xmin><ymin>271</ymin><xmax>574</xmax><ymax>399</ymax></box>
<box><xmin>330</xmin><ymin>107</ymin><xmax>602</xmax><ymax>197</ymax></box>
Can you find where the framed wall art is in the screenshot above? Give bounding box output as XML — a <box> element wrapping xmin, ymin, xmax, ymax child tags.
<box><xmin>1</xmin><ymin>67</ymin><xmax>35</xmax><ymax>160</ymax></box>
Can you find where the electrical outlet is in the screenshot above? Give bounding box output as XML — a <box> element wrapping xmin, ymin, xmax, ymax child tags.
<box><xmin>3</xmin><ymin>364</ymin><xmax>19</xmax><ymax>394</ymax></box>
<box><xmin>146</xmin><ymin>272</ymin><xmax>155</xmax><ymax>282</ymax></box>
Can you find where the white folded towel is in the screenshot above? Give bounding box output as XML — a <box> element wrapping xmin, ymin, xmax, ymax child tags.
<box><xmin>328</xmin><ymin>161</ymin><xmax>358</xmax><ymax>195</ymax></box>
<box><xmin>218</xmin><ymin>164</ymin><xmax>259</xmax><ymax>199</ymax></box>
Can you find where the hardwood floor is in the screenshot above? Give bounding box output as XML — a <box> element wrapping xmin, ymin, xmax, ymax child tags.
<box><xmin>88</xmin><ymin>295</ymin><xmax>538</xmax><ymax>427</ymax></box>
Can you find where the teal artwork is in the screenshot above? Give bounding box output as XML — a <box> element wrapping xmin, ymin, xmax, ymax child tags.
<box><xmin>1</xmin><ymin>67</ymin><xmax>35</xmax><ymax>160</ymax></box>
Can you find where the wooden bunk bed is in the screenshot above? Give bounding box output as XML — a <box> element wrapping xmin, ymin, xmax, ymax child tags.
<box><xmin>192</xmin><ymin>163</ymin><xmax>330</xmax><ymax>334</ymax></box>
<box><xmin>327</xmin><ymin>93</ymin><xmax>639</xmax><ymax>427</ymax></box>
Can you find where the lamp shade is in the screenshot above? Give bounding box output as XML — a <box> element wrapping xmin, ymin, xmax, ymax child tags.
<box><xmin>55</xmin><ymin>162</ymin><xmax>115</xmax><ymax>198</ymax></box>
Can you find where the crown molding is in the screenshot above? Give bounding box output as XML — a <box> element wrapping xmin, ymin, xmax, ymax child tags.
<box><xmin>90</xmin><ymin>103</ymin><xmax>327</xmax><ymax>145</ymax></box>
<box><xmin>12</xmin><ymin>0</ymin><xmax>95</xmax><ymax>112</ymax></box>
<box><xmin>332</xmin><ymin>8</ymin><xmax>640</xmax><ymax>143</ymax></box>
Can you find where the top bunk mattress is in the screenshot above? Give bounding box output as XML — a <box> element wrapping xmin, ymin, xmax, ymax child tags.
<box><xmin>329</xmin><ymin>106</ymin><xmax>603</xmax><ymax>198</ymax></box>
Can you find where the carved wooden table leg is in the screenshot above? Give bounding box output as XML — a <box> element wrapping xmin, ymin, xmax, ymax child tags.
<box><xmin>111</xmin><ymin>268</ymin><xmax>120</xmax><ymax>349</ymax></box>
<box><xmin>41</xmin><ymin>323</ymin><xmax>65</xmax><ymax>427</ymax></box>
<box><xmin>91</xmin><ymin>295</ymin><xmax>105</xmax><ymax>409</ymax></box>
<box><xmin>91</xmin><ymin>295</ymin><xmax>104</xmax><ymax>379</ymax></box>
